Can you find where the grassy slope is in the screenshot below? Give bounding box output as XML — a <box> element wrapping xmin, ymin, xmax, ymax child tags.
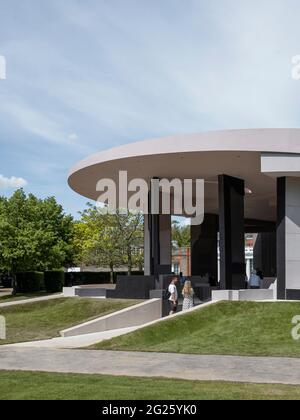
<box><xmin>92</xmin><ymin>301</ymin><xmax>300</xmax><ymax>357</ymax></box>
<box><xmin>0</xmin><ymin>292</ymin><xmax>58</xmax><ymax>303</ymax></box>
<box><xmin>0</xmin><ymin>298</ymin><xmax>139</xmax><ymax>345</ymax></box>
<box><xmin>0</xmin><ymin>370</ymin><xmax>299</xmax><ymax>400</ymax></box>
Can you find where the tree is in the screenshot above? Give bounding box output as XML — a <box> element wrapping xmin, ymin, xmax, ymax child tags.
<box><xmin>114</xmin><ymin>211</ymin><xmax>144</xmax><ymax>275</ymax></box>
<box><xmin>172</xmin><ymin>220</ymin><xmax>190</xmax><ymax>249</ymax></box>
<box><xmin>0</xmin><ymin>189</ymin><xmax>74</xmax><ymax>283</ymax></box>
<box><xmin>74</xmin><ymin>204</ymin><xmax>144</xmax><ymax>281</ymax></box>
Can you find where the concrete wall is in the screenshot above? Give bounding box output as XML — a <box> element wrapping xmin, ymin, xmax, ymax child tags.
<box><xmin>285</xmin><ymin>178</ymin><xmax>300</xmax><ymax>297</ymax></box>
<box><xmin>63</xmin><ymin>287</ymin><xmax>106</xmax><ymax>298</ymax></box>
<box><xmin>61</xmin><ymin>299</ymin><xmax>162</xmax><ymax>337</ymax></box>
<box><xmin>238</xmin><ymin>289</ymin><xmax>274</xmax><ymax>301</ymax></box>
<box><xmin>212</xmin><ymin>289</ymin><xmax>274</xmax><ymax>301</ymax></box>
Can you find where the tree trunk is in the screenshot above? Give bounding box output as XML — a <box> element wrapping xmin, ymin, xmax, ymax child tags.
<box><xmin>110</xmin><ymin>263</ymin><xmax>114</xmax><ymax>284</ymax></box>
<box><xmin>127</xmin><ymin>246</ymin><xmax>132</xmax><ymax>275</ymax></box>
<box><xmin>11</xmin><ymin>272</ymin><xmax>17</xmax><ymax>296</ymax></box>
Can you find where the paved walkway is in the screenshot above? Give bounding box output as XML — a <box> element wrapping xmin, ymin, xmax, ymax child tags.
<box><xmin>2</xmin><ymin>326</ymin><xmax>140</xmax><ymax>349</ymax></box>
<box><xmin>0</xmin><ymin>347</ymin><xmax>299</xmax><ymax>385</ymax></box>
<box><xmin>0</xmin><ymin>293</ymin><xmax>63</xmax><ymax>308</ymax></box>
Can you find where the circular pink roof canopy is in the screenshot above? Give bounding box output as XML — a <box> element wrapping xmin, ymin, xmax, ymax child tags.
<box><xmin>68</xmin><ymin>129</ymin><xmax>300</xmax><ymax>221</ymax></box>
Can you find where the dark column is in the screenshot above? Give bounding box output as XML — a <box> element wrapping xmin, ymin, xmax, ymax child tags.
<box><xmin>277</xmin><ymin>177</ymin><xmax>286</xmax><ymax>300</ymax></box>
<box><xmin>149</xmin><ymin>213</ymin><xmax>160</xmax><ymax>276</ymax></box>
<box><xmin>218</xmin><ymin>175</ymin><xmax>245</xmax><ymax>290</ymax></box>
<box><xmin>253</xmin><ymin>232</ymin><xmax>277</xmax><ymax>278</ymax></box>
<box><xmin>148</xmin><ymin>181</ymin><xmax>160</xmax><ymax>277</ymax></box>
<box><xmin>191</xmin><ymin>214</ymin><xmax>218</xmax><ymax>284</ymax></box>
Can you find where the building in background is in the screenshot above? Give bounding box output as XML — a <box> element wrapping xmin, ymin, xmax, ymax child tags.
<box><xmin>173</xmin><ymin>234</ymin><xmax>255</xmax><ymax>280</ymax></box>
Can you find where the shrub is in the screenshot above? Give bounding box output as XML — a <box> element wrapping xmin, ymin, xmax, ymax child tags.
<box><xmin>0</xmin><ymin>274</ymin><xmax>12</xmax><ymax>288</ymax></box>
<box><xmin>44</xmin><ymin>270</ymin><xmax>65</xmax><ymax>293</ymax></box>
<box><xmin>16</xmin><ymin>272</ymin><xmax>44</xmax><ymax>293</ymax></box>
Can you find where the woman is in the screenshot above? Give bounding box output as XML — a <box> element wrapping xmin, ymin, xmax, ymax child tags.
<box><xmin>182</xmin><ymin>280</ymin><xmax>194</xmax><ymax>311</ymax></box>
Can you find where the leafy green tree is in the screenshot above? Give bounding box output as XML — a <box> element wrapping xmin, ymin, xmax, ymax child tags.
<box><xmin>114</xmin><ymin>210</ymin><xmax>144</xmax><ymax>274</ymax></box>
<box><xmin>74</xmin><ymin>204</ymin><xmax>144</xmax><ymax>281</ymax></box>
<box><xmin>0</xmin><ymin>189</ymin><xmax>74</xmax><ymax>284</ymax></box>
<box><xmin>172</xmin><ymin>220</ymin><xmax>190</xmax><ymax>249</ymax></box>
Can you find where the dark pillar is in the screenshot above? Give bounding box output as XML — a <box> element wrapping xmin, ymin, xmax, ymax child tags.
<box><xmin>277</xmin><ymin>177</ymin><xmax>286</xmax><ymax>300</ymax></box>
<box><xmin>149</xmin><ymin>213</ymin><xmax>160</xmax><ymax>276</ymax></box>
<box><xmin>253</xmin><ymin>232</ymin><xmax>277</xmax><ymax>278</ymax></box>
<box><xmin>191</xmin><ymin>214</ymin><xmax>218</xmax><ymax>283</ymax></box>
<box><xmin>218</xmin><ymin>175</ymin><xmax>245</xmax><ymax>290</ymax></box>
<box><xmin>148</xmin><ymin>181</ymin><xmax>160</xmax><ymax>277</ymax></box>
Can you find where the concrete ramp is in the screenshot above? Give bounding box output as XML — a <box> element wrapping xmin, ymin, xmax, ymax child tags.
<box><xmin>3</xmin><ymin>327</ymin><xmax>140</xmax><ymax>349</ymax></box>
<box><xmin>60</xmin><ymin>298</ymin><xmax>162</xmax><ymax>337</ymax></box>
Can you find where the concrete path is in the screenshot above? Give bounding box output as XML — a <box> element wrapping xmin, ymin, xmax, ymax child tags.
<box><xmin>0</xmin><ymin>293</ymin><xmax>63</xmax><ymax>308</ymax></box>
<box><xmin>0</xmin><ymin>347</ymin><xmax>299</xmax><ymax>385</ymax></box>
<box><xmin>2</xmin><ymin>326</ymin><xmax>140</xmax><ymax>349</ymax></box>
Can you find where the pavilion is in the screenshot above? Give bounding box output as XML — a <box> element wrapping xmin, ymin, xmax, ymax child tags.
<box><xmin>68</xmin><ymin>129</ymin><xmax>300</xmax><ymax>300</ymax></box>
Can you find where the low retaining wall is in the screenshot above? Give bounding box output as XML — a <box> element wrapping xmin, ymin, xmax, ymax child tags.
<box><xmin>63</xmin><ymin>287</ymin><xmax>106</xmax><ymax>298</ymax></box>
<box><xmin>212</xmin><ymin>289</ymin><xmax>274</xmax><ymax>301</ymax></box>
<box><xmin>60</xmin><ymin>298</ymin><xmax>162</xmax><ymax>337</ymax></box>
<box><xmin>106</xmin><ymin>276</ymin><xmax>155</xmax><ymax>299</ymax></box>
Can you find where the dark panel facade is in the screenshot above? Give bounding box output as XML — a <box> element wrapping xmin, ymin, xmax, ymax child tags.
<box><xmin>106</xmin><ymin>276</ymin><xmax>156</xmax><ymax>299</ymax></box>
<box><xmin>218</xmin><ymin>175</ymin><xmax>245</xmax><ymax>290</ymax></box>
<box><xmin>277</xmin><ymin>177</ymin><xmax>286</xmax><ymax>300</ymax></box>
<box><xmin>286</xmin><ymin>290</ymin><xmax>300</xmax><ymax>300</ymax></box>
<box><xmin>148</xmin><ymin>181</ymin><xmax>161</xmax><ymax>277</ymax></box>
<box><xmin>149</xmin><ymin>213</ymin><xmax>160</xmax><ymax>276</ymax></box>
<box><xmin>253</xmin><ymin>232</ymin><xmax>277</xmax><ymax>278</ymax></box>
<box><xmin>191</xmin><ymin>214</ymin><xmax>218</xmax><ymax>284</ymax></box>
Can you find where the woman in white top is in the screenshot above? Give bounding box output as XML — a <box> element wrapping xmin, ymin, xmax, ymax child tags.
<box><xmin>182</xmin><ymin>280</ymin><xmax>194</xmax><ymax>311</ymax></box>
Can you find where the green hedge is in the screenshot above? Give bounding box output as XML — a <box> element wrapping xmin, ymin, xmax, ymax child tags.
<box><xmin>65</xmin><ymin>271</ymin><xmax>144</xmax><ymax>286</ymax></box>
<box><xmin>16</xmin><ymin>272</ymin><xmax>44</xmax><ymax>293</ymax></box>
<box><xmin>0</xmin><ymin>274</ymin><xmax>12</xmax><ymax>288</ymax></box>
<box><xmin>44</xmin><ymin>271</ymin><xmax>65</xmax><ymax>293</ymax></box>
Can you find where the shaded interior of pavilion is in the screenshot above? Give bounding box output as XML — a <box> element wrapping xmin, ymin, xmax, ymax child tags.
<box><xmin>107</xmin><ymin>174</ymin><xmax>283</xmax><ymax>308</ymax></box>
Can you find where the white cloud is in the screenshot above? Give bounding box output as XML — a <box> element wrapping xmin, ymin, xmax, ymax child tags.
<box><xmin>0</xmin><ymin>175</ymin><xmax>28</xmax><ymax>190</ymax></box>
<box><xmin>68</xmin><ymin>133</ymin><xmax>78</xmax><ymax>142</ymax></box>
<box><xmin>0</xmin><ymin>98</ymin><xmax>67</xmax><ymax>144</ymax></box>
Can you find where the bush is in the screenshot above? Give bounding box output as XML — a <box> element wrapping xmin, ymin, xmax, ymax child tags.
<box><xmin>44</xmin><ymin>270</ymin><xmax>65</xmax><ymax>293</ymax></box>
<box><xmin>0</xmin><ymin>274</ymin><xmax>12</xmax><ymax>288</ymax></box>
<box><xmin>16</xmin><ymin>272</ymin><xmax>44</xmax><ymax>293</ymax></box>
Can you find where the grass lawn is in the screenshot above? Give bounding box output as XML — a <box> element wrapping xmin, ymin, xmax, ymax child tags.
<box><xmin>0</xmin><ymin>292</ymin><xmax>58</xmax><ymax>303</ymax></box>
<box><xmin>0</xmin><ymin>370</ymin><xmax>299</xmax><ymax>400</ymax></box>
<box><xmin>0</xmin><ymin>298</ymin><xmax>139</xmax><ymax>345</ymax></box>
<box><xmin>91</xmin><ymin>301</ymin><xmax>300</xmax><ymax>358</ymax></box>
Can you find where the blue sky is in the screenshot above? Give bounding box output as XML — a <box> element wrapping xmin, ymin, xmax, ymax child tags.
<box><xmin>0</xmin><ymin>0</ymin><xmax>300</xmax><ymax>217</ymax></box>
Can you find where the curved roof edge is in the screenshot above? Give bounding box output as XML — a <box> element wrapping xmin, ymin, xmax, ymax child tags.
<box><xmin>68</xmin><ymin>128</ymin><xmax>300</xmax><ymax>181</ymax></box>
